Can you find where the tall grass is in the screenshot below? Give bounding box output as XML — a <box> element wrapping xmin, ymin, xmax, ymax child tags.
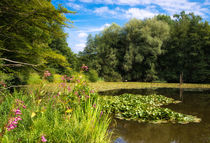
<box><xmin>0</xmin><ymin>76</ymin><xmax>111</xmax><ymax>143</ymax></box>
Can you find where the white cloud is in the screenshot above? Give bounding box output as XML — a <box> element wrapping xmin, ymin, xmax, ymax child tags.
<box><xmin>75</xmin><ymin>43</ymin><xmax>86</xmax><ymax>52</ymax></box>
<box><xmin>204</xmin><ymin>0</ymin><xmax>210</xmax><ymax>5</ymax></box>
<box><xmin>94</xmin><ymin>6</ymin><xmax>118</xmax><ymax>16</ymax></box>
<box><xmin>78</xmin><ymin>32</ymin><xmax>88</xmax><ymax>38</ymax></box>
<box><xmin>80</xmin><ymin>0</ymin><xmax>209</xmax><ymax>18</ymax></box>
<box><xmin>80</xmin><ymin>0</ymin><xmax>93</xmax><ymax>2</ymax></box>
<box><xmin>125</xmin><ymin>8</ymin><xmax>157</xmax><ymax>19</ymax></box>
<box><xmin>93</xmin><ymin>6</ymin><xmax>157</xmax><ymax>20</ymax></box>
<box><xmin>84</xmin><ymin>23</ymin><xmax>111</xmax><ymax>32</ymax></box>
<box><xmin>67</xmin><ymin>3</ymin><xmax>82</xmax><ymax>10</ymax></box>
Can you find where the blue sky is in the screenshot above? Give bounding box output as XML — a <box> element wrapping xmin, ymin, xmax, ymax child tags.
<box><xmin>51</xmin><ymin>0</ymin><xmax>210</xmax><ymax>53</ymax></box>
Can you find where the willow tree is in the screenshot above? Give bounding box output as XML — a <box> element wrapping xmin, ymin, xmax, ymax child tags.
<box><xmin>122</xmin><ymin>18</ymin><xmax>170</xmax><ymax>81</ymax></box>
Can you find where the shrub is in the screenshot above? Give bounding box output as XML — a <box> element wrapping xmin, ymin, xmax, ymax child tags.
<box><xmin>87</xmin><ymin>69</ymin><xmax>99</xmax><ymax>82</ymax></box>
<box><xmin>53</xmin><ymin>74</ymin><xmax>63</xmax><ymax>83</ymax></box>
<box><xmin>27</xmin><ymin>73</ymin><xmax>42</xmax><ymax>85</ymax></box>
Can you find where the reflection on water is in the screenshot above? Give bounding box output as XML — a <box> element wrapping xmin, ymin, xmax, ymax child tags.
<box><xmin>100</xmin><ymin>88</ymin><xmax>210</xmax><ymax>143</ymax></box>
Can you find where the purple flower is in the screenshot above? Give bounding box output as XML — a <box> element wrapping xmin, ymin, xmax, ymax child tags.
<box><xmin>41</xmin><ymin>135</ymin><xmax>47</xmax><ymax>142</ymax></box>
<box><xmin>100</xmin><ymin>111</ymin><xmax>103</xmax><ymax>117</ymax></box>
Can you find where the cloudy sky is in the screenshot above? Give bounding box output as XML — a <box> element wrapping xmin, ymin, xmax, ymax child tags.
<box><xmin>51</xmin><ymin>0</ymin><xmax>210</xmax><ymax>53</ymax></box>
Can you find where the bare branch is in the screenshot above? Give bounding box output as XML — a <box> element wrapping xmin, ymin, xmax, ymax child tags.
<box><xmin>0</xmin><ymin>58</ymin><xmax>38</xmax><ymax>67</ymax></box>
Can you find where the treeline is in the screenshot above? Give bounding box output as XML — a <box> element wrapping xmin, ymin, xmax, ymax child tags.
<box><xmin>79</xmin><ymin>12</ymin><xmax>210</xmax><ymax>83</ymax></box>
<box><xmin>0</xmin><ymin>0</ymin><xmax>78</xmax><ymax>86</ymax></box>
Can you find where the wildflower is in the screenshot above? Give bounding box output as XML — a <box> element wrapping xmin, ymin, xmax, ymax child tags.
<box><xmin>90</xmin><ymin>90</ymin><xmax>94</xmax><ymax>93</ymax></box>
<box><xmin>0</xmin><ymin>81</ymin><xmax>6</xmax><ymax>87</ymax></box>
<box><xmin>86</xmin><ymin>95</ymin><xmax>90</xmax><ymax>98</ymax></box>
<box><xmin>60</xmin><ymin>82</ymin><xmax>66</xmax><ymax>88</ymax></box>
<box><xmin>14</xmin><ymin>109</ymin><xmax>22</xmax><ymax>115</ymax></box>
<box><xmin>22</xmin><ymin>105</ymin><xmax>26</xmax><ymax>109</ymax></box>
<box><xmin>100</xmin><ymin>111</ymin><xmax>103</xmax><ymax>117</ymax></box>
<box><xmin>81</xmin><ymin>64</ymin><xmax>88</xmax><ymax>71</ymax></box>
<box><xmin>67</xmin><ymin>86</ymin><xmax>71</xmax><ymax>92</ymax></box>
<box><xmin>16</xmin><ymin>116</ymin><xmax>22</xmax><ymax>121</ymax></box>
<box><xmin>93</xmin><ymin>104</ymin><xmax>96</xmax><ymax>108</ymax></box>
<box><xmin>75</xmin><ymin>91</ymin><xmax>78</xmax><ymax>95</ymax></box>
<box><xmin>44</xmin><ymin>71</ymin><xmax>51</xmax><ymax>77</ymax></box>
<box><xmin>57</xmin><ymin>92</ymin><xmax>60</xmax><ymax>96</ymax></box>
<box><xmin>41</xmin><ymin>135</ymin><xmax>47</xmax><ymax>142</ymax></box>
<box><xmin>61</xmin><ymin>76</ymin><xmax>65</xmax><ymax>81</ymax></box>
<box><xmin>7</xmin><ymin>124</ymin><xmax>17</xmax><ymax>131</ymax></box>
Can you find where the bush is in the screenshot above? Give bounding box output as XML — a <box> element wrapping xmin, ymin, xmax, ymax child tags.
<box><xmin>53</xmin><ymin>74</ymin><xmax>63</xmax><ymax>83</ymax></box>
<box><xmin>27</xmin><ymin>73</ymin><xmax>42</xmax><ymax>85</ymax></box>
<box><xmin>87</xmin><ymin>69</ymin><xmax>99</xmax><ymax>82</ymax></box>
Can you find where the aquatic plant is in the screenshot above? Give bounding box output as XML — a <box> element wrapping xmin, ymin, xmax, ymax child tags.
<box><xmin>101</xmin><ymin>94</ymin><xmax>201</xmax><ymax>123</ymax></box>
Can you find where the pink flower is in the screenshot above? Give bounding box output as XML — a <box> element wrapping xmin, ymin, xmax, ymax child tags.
<box><xmin>67</xmin><ymin>86</ymin><xmax>71</xmax><ymax>92</ymax></box>
<box><xmin>93</xmin><ymin>104</ymin><xmax>96</xmax><ymax>108</ymax></box>
<box><xmin>57</xmin><ymin>92</ymin><xmax>60</xmax><ymax>96</ymax></box>
<box><xmin>75</xmin><ymin>91</ymin><xmax>78</xmax><ymax>95</ymax></box>
<box><xmin>41</xmin><ymin>135</ymin><xmax>47</xmax><ymax>142</ymax></box>
<box><xmin>81</xmin><ymin>64</ymin><xmax>88</xmax><ymax>71</ymax></box>
<box><xmin>14</xmin><ymin>109</ymin><xmax>22</xmax><ymax>115</ymax></box>
<box><xmin>44</xmin><ymin>71</ymin><xmax>51</xmax><ymax>78</ymax></box>
<box><xmin>90</xmin><ymin>90</ymin><xmax>94</xmax><ymax>93</ymax></box>
<box><xmin>61</xmin><ymin>76</ymin><xmax>65</xmax><ymax>81</ymax></box>
<box><xmin>7</xmin><ymin>123</ymin><xmax>17</xmax><ymax>131</ymax></box>
<box><xmin>22</xmin><ymin>105</ymin><xmax>26</xmax><ymax>109</ymax></box>
<box><xmin>16</xmin><ymin>116</ymin><xmax>22</xmax><ymax>121</ymax></box>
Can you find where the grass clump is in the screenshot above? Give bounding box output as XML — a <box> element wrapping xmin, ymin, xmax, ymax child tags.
<box><xmin>101</xmin><ymin>94</ymin><xmax>201</xmax><ymax>124</ymax></box>
<box><xmin>0</xmin><ymin>78</ymin><xmax>111</xmax><ymax>143</ymax></box>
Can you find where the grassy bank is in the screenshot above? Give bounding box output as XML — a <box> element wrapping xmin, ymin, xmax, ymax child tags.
<box><xmin>0</xmin><ymin>79</ymin><xmax>111</xmax><ymax>143</ymax></box>
<box><xmin>28</xmin><ymin>82</ymin><xmax>210</xmax><ymax>94</ymax></box>
<box><xmin>89</xmin><ymin>82</ymin><xmax>210</xmax><ymax>92</ymax></box>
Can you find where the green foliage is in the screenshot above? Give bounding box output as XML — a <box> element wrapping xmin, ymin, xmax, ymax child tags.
<box><xmin>86</xmin><ymin>69</ymin><xmax>99</xmax><ymax>82</ymax></box>
<box><xmin>0</xmin><ymin>0</ymin><xmax>76</xmax><ymax>85</ymax></box>
<box><xmin>27</xmin><ymin>73</ymin><xmax>43</xmax><ymax>85</ymax></box>
<box><xmin>157</xmin><ymin>12</ymin><xmax>210</xmax><ymax>83</ymax></box>
<box><xmin>53</xmin><ymin>74</ymin><xmax>63</xmax><ymax>83</ymax></box>
<box><xmin>80</xmin><ymin>12</ymin><xmax>210</xmax><ymax>83</ymax></box>
<box><xmin>101</xmin><ymin>94</ymin><xmax>200</xmax><ymax>123</ymax></box>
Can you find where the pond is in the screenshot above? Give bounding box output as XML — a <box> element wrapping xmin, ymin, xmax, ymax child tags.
<box><xmin>99</xmin><ymin>88</ymin><xmax>210</xmax><ymax>143</ymax></box>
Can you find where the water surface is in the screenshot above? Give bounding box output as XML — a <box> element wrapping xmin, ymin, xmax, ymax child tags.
<box><xmin>100</xmin><ymin>88</ymin><xmax>210</xmax><ymax>143</ymax></box>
